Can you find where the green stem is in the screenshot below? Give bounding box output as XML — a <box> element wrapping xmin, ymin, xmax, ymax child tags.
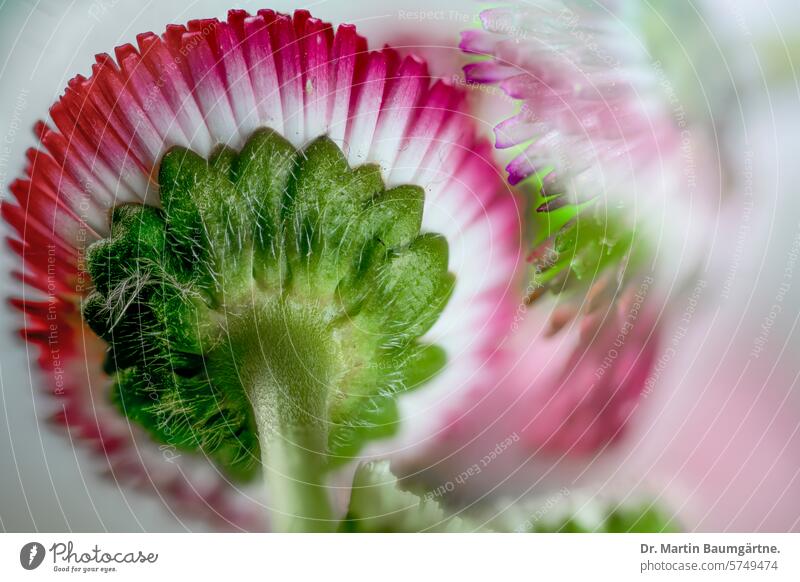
<box><xmin>250</xmin><ymin>396</ymin><xmax>334</xmax><ymax>532</ymax></box>
<box><xmin>231</xmin><ymin>300</ymin><xmax>339</xmax><ymax>532</ymax></box>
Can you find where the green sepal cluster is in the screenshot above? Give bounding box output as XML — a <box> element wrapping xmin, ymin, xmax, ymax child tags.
<box><xmin>526</xmin><ymin>176</ymin><xmax>646</xmax><ymax>297</ymax></box>
<box><xmin>82</xmin><ymin>129</ymin><xmax>454</xmax><ymax>480</ymax></box>
<box><xmin>533</xmin><ymin>206</ymin><xmax>641</xmax><ymax>289</ymax></box>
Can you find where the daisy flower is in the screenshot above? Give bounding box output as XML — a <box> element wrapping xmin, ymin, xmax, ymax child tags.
<box><xmin>397</xmin><ymin>1</ymin><xmax>716</xmax><ymax>532</ymax></box>
<box><xmin>427</xmin><ymin>0</ymin><xmax>680</xmax><ymax>462</ymax></box>
<box><xmin>3</xmin><ymin>8</ymin><xmax>520</xmax><ymax>531</ymax></box>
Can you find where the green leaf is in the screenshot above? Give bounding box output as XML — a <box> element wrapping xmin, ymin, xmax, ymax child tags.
<box><xmin>341</xmin><ymin>461</ymin><xmax>489</xmax><ymax>532</ymax></box>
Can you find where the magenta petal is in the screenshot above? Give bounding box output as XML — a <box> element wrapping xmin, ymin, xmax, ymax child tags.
<box><xmin>327</xmin><ymin>24</ymin><xmax>359</xmax><ymax>146</ymax></box>
<box><xmin>505</xmin><ymin>142</ymin><xmax>541</xmax><ymax>185</ymax></box>
<box><xmin>494</xmin><ymin>111</ymin><xmax>539</xmax><ymax>149</ymax></box>
<box><xmin>371</xmin><ymin>55</ymin><xmax>428</xmax><ymax>172</ymax></box>
<box><xmin>345</xmin><ymin>50</ymin><xmax>387</xmax><ymax>166</ymax></box>
<box><xmin>459</xmin><ymin>29</ymin><xmax>496</xmax><ymax>55</ymax></box>
<box><xmin>271</xmin><ymin>14</ymin><xmax>304</xmax><ymax>145</ymax></box>
<box><xmin>463</xmin><ymin>60</ymin><xmax>518</xmax><ymax>84</ymax></box>
<box><xmin>299</xmin><ymin>17</ymin><xmax>334</xmax><ymax>139</ymax></box>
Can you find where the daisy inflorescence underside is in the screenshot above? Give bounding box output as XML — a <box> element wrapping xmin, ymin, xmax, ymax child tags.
<box><xmin>3</xmin><ymin>8</ymin><xmax>521</xmax><ymax>529</ymax></box>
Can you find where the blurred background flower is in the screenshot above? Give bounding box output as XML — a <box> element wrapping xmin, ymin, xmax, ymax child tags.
<box><xmin>397</xmin><ymin>0</ymin><xmax>800</xmax><ymax>532</ymax></box>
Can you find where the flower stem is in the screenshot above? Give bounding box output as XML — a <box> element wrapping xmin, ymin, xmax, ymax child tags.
<box><xmin>250</xmin><ymin>399</ymin><xmax>334</xmax><ymax>532</ymax></box>
<box><xmin>232</xmin><ymin>300</ymin><xmax>339</xmax><ymax>532</ymax></box>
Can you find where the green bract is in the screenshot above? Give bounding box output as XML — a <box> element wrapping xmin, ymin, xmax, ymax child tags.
<box><xmin>533</xmin><ymin>207</ymin><xmax>640</xmax><ymax>289</ymax></box>
<box><xmin>83</xmin><ymin>129</ymin><xmax>453</xmax><ymax>482</ymax></box>
<box><xmin>526</xmin><ymin>176</ymin><xmax>646</xmax><ymax>298</ymax></box>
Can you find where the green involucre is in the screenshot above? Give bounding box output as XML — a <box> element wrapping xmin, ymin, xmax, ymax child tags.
<box><xmin>533</xmin><ymin>206</ymin><xmax>642</xmax><ymax>288</ymax></box>
<box><xmin>527</xmin><ymin>181</ymin><xmax>647</xmax><ymax>298</ymax></box>
<box><xmin>83</xmin><ymin>130</ymin><xmax>453</xmax><ymax>480</ymax></box>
